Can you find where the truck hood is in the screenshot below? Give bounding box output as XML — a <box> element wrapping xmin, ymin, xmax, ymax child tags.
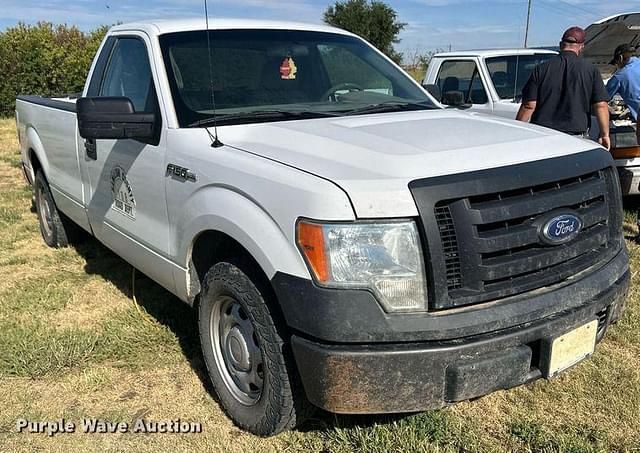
<box><xmin>222</xmin><ymin>109</ymin><xmax>600</xmax><ymax>218</ymax></box>
<box><xmin>584</xmin><ymin>12</ymin><xmax>640</xmax><ymax>78</ymax></box>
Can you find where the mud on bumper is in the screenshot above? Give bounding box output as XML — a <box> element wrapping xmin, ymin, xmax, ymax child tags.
<box><xmin>290</xmin><ymin>269</ymin><xmax>629</xmax><ymax>414</ymax></box>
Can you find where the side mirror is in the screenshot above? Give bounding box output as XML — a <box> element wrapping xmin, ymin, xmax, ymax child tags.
<box><xmin>441</xmin><ymin>91</ymin><xmax>472</xmax><ymax>109</ymax></box>
<box><xmin>77</xmin><ymin>97</ymin><xmax>156</xmax><ymax>141</ymax></box>
<box><xmin>423</xmin><ymin>84</ymin><xmax>442</xmax><ymax>101</ymax></box>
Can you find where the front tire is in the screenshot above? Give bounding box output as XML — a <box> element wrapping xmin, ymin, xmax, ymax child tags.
<box><xmin>198</xmin><ymin>261</ymin><xmax>307</xmax><ymax>436</ymax></box>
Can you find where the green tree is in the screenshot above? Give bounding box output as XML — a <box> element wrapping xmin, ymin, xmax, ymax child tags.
<box><xmin>323</xmin><ymin>0</ymin><xmax>407</xmax><ymax>63</ymax></box>
<box><xmin>0</xmin><ymin>23</ymin><xmax>108</xmax><ymax>116</ymax></box>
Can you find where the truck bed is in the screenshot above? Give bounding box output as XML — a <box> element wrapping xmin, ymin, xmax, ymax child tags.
<box><xmin>16</xmin><ymin>94</ymin><xmax>88</xmax><ymax>230</ymax></box>
<box><xmin>17</xmin><ymin>94</ymin><xmax>79</xmax><ymax>112</ymax></box>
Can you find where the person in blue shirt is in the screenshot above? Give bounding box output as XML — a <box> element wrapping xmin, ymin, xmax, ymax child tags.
<box><xmin>606</xmin><ymin>43</ymin><xmax>640</xmax><ymax>144</ymax></box>
<box><xmin>607</xmin><ymin>43</ymin><xmax>640</xmax><ymax>240</ymax></box>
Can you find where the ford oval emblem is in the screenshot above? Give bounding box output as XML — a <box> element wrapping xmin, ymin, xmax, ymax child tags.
<box><xmin>541</xmin><ymin>214</ymin><xmax>583</xmax><ymax>245</ymax></box>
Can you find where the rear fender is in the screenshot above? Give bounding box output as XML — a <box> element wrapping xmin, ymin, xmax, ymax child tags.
<box><xmin>25</xmin><ymin>126</ymin><xmax>50</xmax><ymax>181</ymax></box>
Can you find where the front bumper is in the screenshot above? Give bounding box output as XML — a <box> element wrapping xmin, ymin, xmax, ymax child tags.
<box><xmin>291</xmin><ymin>269</ymin><xmax>628</xmax><ymax>414</ymax></box>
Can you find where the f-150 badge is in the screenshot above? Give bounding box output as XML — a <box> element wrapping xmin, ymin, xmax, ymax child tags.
<box><xmin>166</xmin><ymin>164</ymin><xmax>197</xmax><ymax>182</ymax></box>
<box><xmin>110</xmin><ymin>165</ymin><xmax>136</xmax><ymax>219</ymax></box>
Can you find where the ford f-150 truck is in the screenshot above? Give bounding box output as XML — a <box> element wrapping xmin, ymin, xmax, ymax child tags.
<box><xmin>424</xmin><ymin>12</ymin><xmax>640</xmax><ymax>194</ymax></box>
<box><xmin>16</xmin><ymin>19</ymin><xmax>629</xmax><ymax>436</ymax></box>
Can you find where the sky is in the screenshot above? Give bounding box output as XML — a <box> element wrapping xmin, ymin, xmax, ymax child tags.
<box><xmin>0</xmin><ymin>0</ymin><xmax>638</xmax><ymax>56</ymax></box>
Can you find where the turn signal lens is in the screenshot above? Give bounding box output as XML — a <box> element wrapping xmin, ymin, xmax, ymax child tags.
<box><xmin>297</xmin><ymin>221</ymin><xmax>329</xmax><ymax>282</ymax></box>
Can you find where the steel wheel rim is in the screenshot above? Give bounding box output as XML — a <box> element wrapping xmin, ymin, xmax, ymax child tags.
<box><xmin>38</xmin><ymin>185</ymin><xmax>53</xmax><ymax>238</ymax></box>
<box><xmin>210</xmin><ymin>295</ymin><xmax>264</xmax><ymax>405</ymax></box>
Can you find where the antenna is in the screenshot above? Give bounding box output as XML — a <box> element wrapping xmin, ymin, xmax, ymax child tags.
<box><xmin>515</xmin><ymin>0</ymin><xmax>531</xmax><ymax>101</ymax></box>
<box><xmin>523</xmin><ymin>0</ymin><xmax>532</xmax><ymax>48</ymax></box>
<box><xmin>204</xmin><ymin>0</ymin><xmax>223</xmax><ymax>148</ymax></box>
<box><xmin>513</xmin><ymin>55</ymin><xmax>520</xmax><ymax>102</ymax></box>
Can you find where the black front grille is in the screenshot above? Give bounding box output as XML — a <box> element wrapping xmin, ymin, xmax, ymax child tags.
<box><xmin>409</xmin><ymin>150</ymin><xmax>624</xmax><ymax>310</ymax></box>
<box><xmin>434</xmin><ymin>205</ymin><xmax>462</xmax><ymax>290</ymax></box>
<box><xmin>436</xmin><ymin>169</ymin><xmax>615</xmax><ymax>304</ymax></box>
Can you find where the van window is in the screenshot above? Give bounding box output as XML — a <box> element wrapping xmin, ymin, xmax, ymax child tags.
<box><xmin>436</xmin><ymin>60</ymin><xmax>488</xmax><ymax>104</ymax></box>
<box><xmin>486</xmin><ymin>54</ymin><xmax>555</xmax><ymax>100</ymax></box>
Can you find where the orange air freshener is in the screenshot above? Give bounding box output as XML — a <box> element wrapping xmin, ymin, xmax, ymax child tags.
<box><xmin>280</xmin><ymin>57</ymin><xmax>298</xmax><ymax>80</ymax></box>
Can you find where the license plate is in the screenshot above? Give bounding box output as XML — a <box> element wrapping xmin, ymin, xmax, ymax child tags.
<box><xmin>549</xmin><ymin>320</ymin><xmax>598</xmax><ymax>377</ymax></box>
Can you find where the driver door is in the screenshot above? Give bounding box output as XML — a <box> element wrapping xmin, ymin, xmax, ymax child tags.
<box><xmin>79</xmin><ymin>34</ymin><xmax>175</xmax><ymax>292</ymax></box>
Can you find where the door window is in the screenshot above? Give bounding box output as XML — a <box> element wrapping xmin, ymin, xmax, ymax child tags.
<box><xmin>100</xmin><ymin>38</ymin><xmax>157</xmax><ymax>113</ymax></box>
<box><xmin>435</xmin><ymin>60</ymin><xmax>488</xmax><ymax>104</ymax></box>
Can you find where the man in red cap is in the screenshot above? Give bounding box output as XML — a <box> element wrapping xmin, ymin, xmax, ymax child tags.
<box><xmin>516</xmin><ymin>26</ymin><xmax>610</xmax><ymax>149</ymax></box>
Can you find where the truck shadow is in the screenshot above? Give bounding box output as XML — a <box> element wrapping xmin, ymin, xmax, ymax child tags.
<box><xmin>623</xmin><ymin>196</ymin><xmax>640</xmax><ymax>213</ymax></box>
<box><xmin>71</xmin><ymin>236</ymin><xmax>207</xmax><ymax>380</ymax></box>
<box><xmin>71</xmin><ymin>236</ymin><xmax>408</xmax><ymax>433</ymax></box>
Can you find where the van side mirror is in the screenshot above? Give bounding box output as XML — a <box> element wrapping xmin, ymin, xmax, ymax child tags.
<box><xmin>441</xmin><ymin>91</ymin><xmax>472</xmax><ymax>109</ymax></box>
<box><xmin>423</xmin><ymin>84</ymin><xmax>442</xmax><ymax>101</ymax></box>
<box><xmin>77</xmin><ymin>97</ymin><xmax>156</xmax><ymax>141</ymax></box>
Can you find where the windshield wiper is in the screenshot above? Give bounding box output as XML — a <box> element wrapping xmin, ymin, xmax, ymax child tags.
<box><xmin>343</xmin><ymin>101</ymin><xmax>434</xmax><ymax>117</ymax></box>
<box><xmin>187</xmin><ymin>110</ymin><xmax>339</xmax><ymax>128</ymax></box>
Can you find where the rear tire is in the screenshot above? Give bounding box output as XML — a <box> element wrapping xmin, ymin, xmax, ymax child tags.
<box><xmin>198</xmin><ymin>260</ymin><xmax>309</xmax><ymax>436</ymax></box>
<box><xmin>34</xmin><ymin>171</ymin><xmax>81</xmax><ymax>247</ymax></box>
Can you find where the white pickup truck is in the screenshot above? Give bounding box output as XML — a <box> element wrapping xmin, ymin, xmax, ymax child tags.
<box><xmin>423</xmin><ymin>48</ymin><xmax>557</xmax><ymax>118</ymax></box>
<box><xmin>424</xmin><ymin>12</ymin><xmax>640</xmax><ymax>194</ymax></box>
<box><xmin>16</xmin><ymin>19</ymin><xmax>629</xmax><ymax>436</ymax></box>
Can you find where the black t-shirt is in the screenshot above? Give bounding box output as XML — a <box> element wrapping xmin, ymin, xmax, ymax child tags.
<box><xmin>522</xmin><ymin>51</ymin><xmax>609</xmax><ymax>134</ymax></box>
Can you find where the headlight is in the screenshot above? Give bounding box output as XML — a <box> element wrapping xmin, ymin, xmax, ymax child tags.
<box><xmin>296</xmin><ymin>220</ymin><xmax>428</xmax><ymax>313</ymax></box>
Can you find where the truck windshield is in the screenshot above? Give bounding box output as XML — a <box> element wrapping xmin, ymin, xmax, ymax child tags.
<box><xmin>485</xmin><ymin>54</ymin><xmax>555</xmax><ymax>101</ymax></box>
<box><xmin>159</xmin><ymin>29</ymin><xmax>436</xmax><ymax>127</ymax></box>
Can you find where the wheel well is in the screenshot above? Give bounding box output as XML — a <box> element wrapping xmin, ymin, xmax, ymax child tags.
<box><xmin>190</xmin><ymin>231</ymin><xmax>278</xmax><ymax>306</ymax></box>
<box><xmin>29</xmin><ymin>149</ymin><xmax>42</xmax><ymax>178</ymax></box>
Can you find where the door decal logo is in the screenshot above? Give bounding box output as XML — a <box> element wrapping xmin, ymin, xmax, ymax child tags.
<box><xmin>110</xmin><ymin>166</ymin><xmax>136</xmax><ymax>220</ymax></box>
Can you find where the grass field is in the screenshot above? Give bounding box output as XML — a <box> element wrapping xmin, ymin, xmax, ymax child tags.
<box><xmin>0</xmin><ymin>116</ymin><xmax>639</xmax><ymax>452</ymax></box>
